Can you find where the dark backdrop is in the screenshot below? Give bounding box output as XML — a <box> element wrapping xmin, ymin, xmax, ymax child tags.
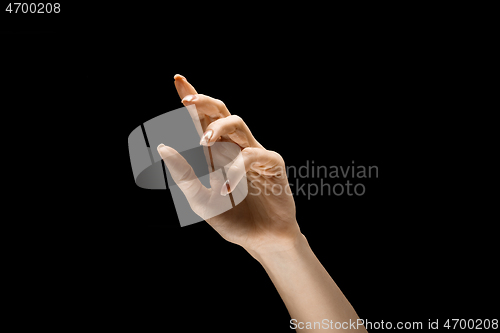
<box><xmin>2</xmin><ymin>4</ymin><xmax>496</xmax><ymax>332</ymax></box>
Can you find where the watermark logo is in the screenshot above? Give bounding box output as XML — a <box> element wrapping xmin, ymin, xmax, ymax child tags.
<box><xmin>128</xmin><ymin>105</ymin><xmax>248</xmax><ymax>227</ymax></box>
<box><xmin>248</xmin><ymin>160</ymin><xmax>378</xmax><ymax>200</ymax></box>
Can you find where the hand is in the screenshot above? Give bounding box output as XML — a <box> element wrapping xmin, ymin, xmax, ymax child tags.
<box><xmin>161</xmin><ymin>75</ymin><xmax>366</xmax><ymax>332</ymax></box>
<box><xmin>157</xmin><ymin>74</ymin><xmax>301</xmax><ymax>257</ymax></box>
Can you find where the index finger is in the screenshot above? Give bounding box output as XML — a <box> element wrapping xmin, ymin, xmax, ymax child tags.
<box><xmin>174</xmin><ymin>74</ymin><xmax>197</xmax><ymax>100</ymax></box>
<box><xmin>173</xmin><ymin>74</ymin><xmax>214</xmax><ymax>175</ymax></box>
<box><xmin>174</xmin><ymin>74</ymin><xmax>208</xmax><ymax>131</ymax></box>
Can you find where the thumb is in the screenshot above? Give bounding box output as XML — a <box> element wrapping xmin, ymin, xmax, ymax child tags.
<box><xmin>157</xmin><ymin>144</ymin><xmax>209</xmax><ymax>203</ymax></box>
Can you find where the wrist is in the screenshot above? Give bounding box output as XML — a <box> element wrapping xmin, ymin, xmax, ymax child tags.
<box><xmin>247</xmin><ymin>233</ymin><xmax>310</xmax><ymax>267</ymax></box>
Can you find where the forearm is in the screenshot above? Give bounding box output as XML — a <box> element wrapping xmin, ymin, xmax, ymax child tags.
<box><xmin>252</xmin><ymin>233</ymin><xmax>366</xmax><ymax>332</ymax></box>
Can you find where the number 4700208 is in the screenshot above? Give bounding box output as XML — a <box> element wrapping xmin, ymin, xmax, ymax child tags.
<box><xmin>6</xmin><ymin>3</ymin><xmax>60</xmax><ymax>13</ymax></box>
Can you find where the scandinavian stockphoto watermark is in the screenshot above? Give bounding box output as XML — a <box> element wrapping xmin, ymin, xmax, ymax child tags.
<box><xmin>248</xmin><ymin>160</ymin><xmax>378</xmax><ymax>199</ymax></box>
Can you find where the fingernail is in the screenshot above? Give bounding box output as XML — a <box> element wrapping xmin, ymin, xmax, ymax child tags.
<box><xmin>157</xmin><ymin>143</ymin><xmax>165</xmax><ymax>157</ymax></box>
<box><xmin>174</xmin><ymin>74</ymin><xmax>186</xmax><ymax>81</ymax></box>
<box><xmin>200</xmin><ymin>129</ymin><xmax>213</xmax><ymax>146</ymax></box>
<box><xmin>182</xmin><ymin>94</ymin><xmax>196</xmax><ymax>103</ymax></box>
<box><xmin>220</xmin><ymin>180</ymin><xmax>231</xmax><ymax>196</ymax></box>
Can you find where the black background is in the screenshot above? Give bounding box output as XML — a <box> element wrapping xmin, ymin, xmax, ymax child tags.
<box><xmin>2</xmin><ymin>3</ymin><xmax>497</xmax><ymax>332</ymax></box>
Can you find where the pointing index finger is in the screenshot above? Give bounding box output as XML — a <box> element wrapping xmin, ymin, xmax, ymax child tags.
<box><xmin>174</xmin><ymin>74</ymin><xmax>197</xmax><ymax>100</ymax></box>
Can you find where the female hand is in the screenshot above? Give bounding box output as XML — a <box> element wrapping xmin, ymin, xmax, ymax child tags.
<box><xmin>160</xmin><ymin>76</ymin><xmax>366</xmax><ymax>332</ymax></box>
<box><xmin>158</xmin><ymin>74</ymin><xmax>301</xmax><ymax>257</ymax></box>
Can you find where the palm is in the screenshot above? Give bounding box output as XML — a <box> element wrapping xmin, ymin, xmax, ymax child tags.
<box><xmin>206</xmin><ymin>172</ymin><xmax>297</xmax><ymax>251</ymax></box>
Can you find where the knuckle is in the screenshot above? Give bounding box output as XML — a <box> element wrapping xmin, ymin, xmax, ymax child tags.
<box><xmin>215</xmin><ymin>98</ymin><xmax>226</xmax><ymax>108</ymax></box>
<box><xmin>229</xmin><ymin>114</ymin><xmax>244</xmax><ymax>125</ymax></box>
<box><xmin>270</xmin><ymin>150</ymin><xmax>285</xmax><ymax>165</ymax></box>
<box><xmin>242</xmin><ymin>147</ymin><xmax>256</xmax><ymax>157</ymax></box>
<box><xmin>177</xmin><ymin>167</ymin><xmax>196</xmax><ymax>183</ymax></box>
<box><xmin>248</xmin><ymin>161</ymin><xmax>261</xmax><ymax>173</ymax></box>
<box><xmin>208</xmin><ymin>117</ymin><xmax>224</xmax><ymax>129</ymax></box>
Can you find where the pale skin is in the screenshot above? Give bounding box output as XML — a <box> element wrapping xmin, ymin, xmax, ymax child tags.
<box><xmin>157</xmin><ymin>74</ymin><xmax>367</xmax><ymax>332</ymax></box>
